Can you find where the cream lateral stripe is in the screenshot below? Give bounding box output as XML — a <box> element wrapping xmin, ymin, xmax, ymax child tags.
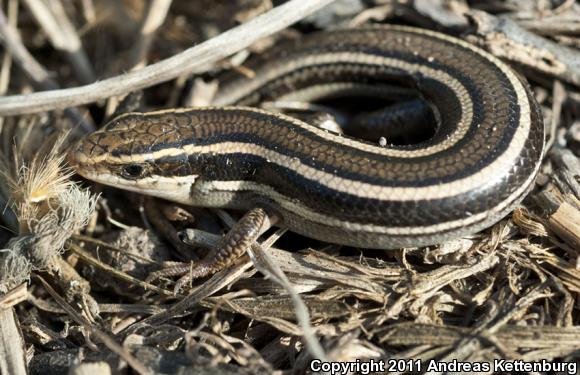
<box><xmin>77</xmin><ymin>172</ymin><xmax>200</xmax><ymax>204</ymax></box>
<box><xmin>104</xmin><ymin>25</ymin><xmax>531</xmax><ymax>163</ymax></box>
<box><xmin>71</xmin><ymin>25</ymin><xmax>543</xmax><ymax>250</ymax></box>
<box><xmin>116</xmin><ymin>45</ymin><xmax>528</xmax><ymax>160</ymax></box>
<box><xmin>193</xmin><ymin>162</ymin><xmax>539</xmax><ymax>235</ymax></box>
<box><xmin>212</xmin><ymin>52</ymin><xmax>475</xmax><ymax>157</ymax></box>
<box><xmin>86</xmin><ymin>136</ymin><xmax>529</xmax><ymax>202</ymax></box>
<box><xmin>80</xmin><ymin>159</ymin><xmax>538</xmax><ymax>235</ymax></box>
<box><xmin>273</xmin><ymin>82</ymin><xmax>416</xmax><ymax>102</ymax></box>
<box><xmin>92</xmin><ymin>45</ymin><xmax>532</xmax><ymax>200</ymax></box>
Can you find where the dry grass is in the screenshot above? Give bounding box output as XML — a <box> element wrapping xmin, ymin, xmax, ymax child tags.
<box><xmin>0</xmin><ymin>1</ymin><xmax>579</xmax><ymax>374</ymax></box>
<box><xmin>0</xmin><ymin>131</ymin><xmax>97</xmax><ymax>293</ymax></box>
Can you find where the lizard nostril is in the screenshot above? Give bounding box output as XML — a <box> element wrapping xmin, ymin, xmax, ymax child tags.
<box><xmin>66</xmin><ymin>146</ymin><xmax>80</xmax><ymax>168</ymax></box>
<box><xmin>66</xmin><ymin>139</ymin><xmax>92</xmax><ymax>169</ymax></box>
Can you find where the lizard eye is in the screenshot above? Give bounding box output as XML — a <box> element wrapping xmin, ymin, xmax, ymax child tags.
<box><xmin>120</xmin><ymin>164</ymin><xmax>147</xmax><ymax>179</ymax></box>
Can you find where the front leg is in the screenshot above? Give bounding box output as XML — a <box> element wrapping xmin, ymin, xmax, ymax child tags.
<box><xmin>147</xmin><ymin>207</ymin><xmax>272</xmax><ymax>294</ymax></box>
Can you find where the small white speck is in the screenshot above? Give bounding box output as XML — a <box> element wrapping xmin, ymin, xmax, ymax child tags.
<box><xmin>379</xmin><ymin>137</ymin><xmax>387</xmax><ymax>147</ymax></box>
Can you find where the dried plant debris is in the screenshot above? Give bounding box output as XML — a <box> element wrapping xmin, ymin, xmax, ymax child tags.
<box><xmin>0</xmin><ymin>0</ymin><xmax>579</xmax><ymax>374</ymax></box>
<box><xmin>0</xmin><ymin>133</ymin><xmax>97</xmax><ymax>293</ymax></box>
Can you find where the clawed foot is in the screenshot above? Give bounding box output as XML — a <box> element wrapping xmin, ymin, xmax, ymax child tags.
<box><xmin>145</xmin><ymin>207</ymin><xmax>270</xmax><ymax>294</ymax></box>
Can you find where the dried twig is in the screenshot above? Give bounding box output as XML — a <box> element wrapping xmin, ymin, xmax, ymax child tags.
<box><xmin>0</xmin><ymin>307</ymin><xmax>27</xmax><ymax>375</ymax></box>
<box><xmin>22</xmin><ymin>0</ymin><xmax>95</xmax><ymax>83</ymax></box>
<box><xmin>0</xmin><ymin>8</ymin><xmax>54</xmax><ymax>88</ymax></box>
<box><xmin>247</xmin><ymin>234</ymin><xmax>330</xmax><ymax>363</ymax></box>
<box><xmin>0</xmin><ymin>0</ymin><xmax>337</xmax><ymax>116</ymax></box>
<box><xmin>0</xmin><ymin>8</ymin><xmax>93</xmax><ymax>131</ymax></box>
<box><xmin>467</xmin><ymin>10</ymin><xmax>580</xmax><ymax>86</ymax></box>
<box><xmin>36</xmin><ymin>275</ymin><xmax>152</xmax><ymax>375</ymax></box>
<box><xmin>127</xmin><ymin>0</ymin><xmax>173</xmax><ymax>70</ymax></box>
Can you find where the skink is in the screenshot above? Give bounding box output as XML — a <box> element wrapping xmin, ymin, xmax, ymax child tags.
<box><xmin>69</xmin><ymin>25</ymin><xmax>544</xmax><ymax>252</ymax></box>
